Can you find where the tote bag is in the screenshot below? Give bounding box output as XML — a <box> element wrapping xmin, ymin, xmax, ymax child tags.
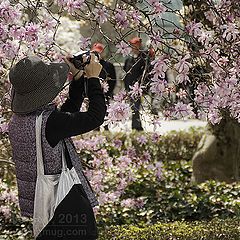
<box><xmin>33</xmin><ymin>112</ymin><xmax>98</xmax><ymax>240</ymax></box>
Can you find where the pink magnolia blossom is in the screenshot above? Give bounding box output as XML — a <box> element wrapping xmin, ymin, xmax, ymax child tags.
<box><xmin>185</xmin><ymin>21</ymin><xmax>203</xmax><ymax>38</ymax></box>
<box><xmin>151</xmin><ymin>56</ymin><xmax>169</xmax><ymax>79</ymax></box>
<box><xmin>208</xmin><ymin>109</ymin><xmax>222</xmax><ymax>125</ymax></box>
<box><xmin>0</xmin><ymin>23</ymin><xmax>8</xmax><ymax>40</ymax></box>
<box><xmin>121</xmin><ymin>198</ymin><xmax>136</xmax><ymax>208</ymax></box>
<box><xmin>101</xmin><ymin>81</ymin><xmax>109</xmax><ymax>93</ymax></box>
<box><xmin>136</xmin><ymin>135</ymin><xmax>147</xmax><ymax>145</ymax></box>
<box><xmin>150</xmin><ymin>78</ymin><xmax>167</xmax><ymax>97</ymax></box>
<box><xmin>175</xmin><ymin>54</ymin><xmax>192</xmax><ymax>73</ymax></box>
<box><xmin>149</xmin><ymin>31</ymin><xmax>162</xmax><ymax>48</ymax></box>
<box><xmin>221</xmin><ymin>23</ymin><xmax>239</xmax><ymax>41</ymax></box>
<box><xmin>107</xmin><ymin>101</ymin><xmax>131</xmax><ymax>122</ymax></box>
<box><xmin>78</xmin><ymin>36</ymin><xmax>91</xmax><ymax>50</ymax></box>
<box><xmin>129</xmin><ymin>82</ymin><xmax>144</xmax><ymax>100</ymax></box>
<box><xmin>113</xmin><ymin>139</ymin><xmax>122</xmax><ymax>148</ymax></box>
<box><xmin>116</xmin><ymin>41</ymin><xmax>131</xmax><ymax>57</ymax></box>
<box><xmin>0</xmin><ymin>205</ymin><xmax>11</xmax><ymax>219</ymax></box>
<box><xmin>173</xmin><ymin>102</ymin><xmax>195</xmax><ymax>119</ymax></box>
<box><xmin>175</xmin><ymin>73</ymin><xmax>191</xmax><ymax>84</ymax></box>
<box><xmin>153</xmin><ymin>2</ymin><xmax>166</xmax><ymax>16</ymax></box>
<box><xmin>198</xmin><ymin>30</ymin><xmax>214</xmax><ymax>45</ymax></box>
<box><xmin>151</xmin><ymin>132</ymin><xmax>160</xmax><ymax>143</ymax></box>
<box><xmin>129</xmin><ymin>9</ymin><xmax>142</xmax><ymax>25</ymax></box>
<box><xmin>141</xmin><ymin>151</ymin><xmax>151</xmax><ymax>162</ymax></box>
<box><xmin>153</xmin><ymin>117</ymin><xmax>161</xmax><ymax>131</ymax></box>
<box><xmin>0</xmin><ymin>0</ymin><xmax>21</xmax><ymax>24</ymax></box>
<box><xmin>113</xmin><ymin>90</ymin><xmax>128</xmax><ymax>102</ymax></box>
<box><xmin>0</xmin><ymin>122</ymin><xmax>8</xmax><ymax>133</ymax></box>
<box><xmin>9</xmin><ymin>25</ymin><xmax>25</xmax><ymax>40</ymax></box>
<box><xmin>93</xmin><ymin>6</ymin><xmax>109</xmax><ymax>24</ymax></box>
<box><xmin>25</xmin><ymin>23</ymin><xmax>40</xmax><ymax>46</ymax></box>
<box><xmin>0</xmin><ymin>40</ymin><xmax>19</xmax><ymax>59</ymax></box>
<box><xmin>175</xmin><ymin>54</ymin><xmax>192</xmax><ymax>84</ymax></box>
<box><xmin>176</xmin><ymin>88</ymin><xmax>188</xmax><ymax>99</ymax></box>
<box><xmin>62</xmin><ymin>0</ymin><xmax>86</xmax><ymax>14</ymax></box>
<box><xmin>204</xmin><ymin>10</ymin><xmax>217</xmax><ymax>24</ymax></box>
<box><xmin>115</xmin><ymin>8</ymin><xmax>129</xmax><ymax>28</ymax></box>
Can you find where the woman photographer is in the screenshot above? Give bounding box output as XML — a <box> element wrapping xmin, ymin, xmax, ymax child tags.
<box><xmin>8</xmin><ymin>53</ymin><xmax>106</xmax><ymax>239</ymax></box>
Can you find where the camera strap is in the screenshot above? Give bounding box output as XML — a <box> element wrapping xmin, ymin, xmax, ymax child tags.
<box><xmin>83</xmin><ymin>77</ymin><xmax>88</xmax><ymax>98</ymax></box>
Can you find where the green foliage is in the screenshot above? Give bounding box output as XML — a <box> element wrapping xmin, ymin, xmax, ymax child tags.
<box><xmin>97</xmin><ymin>160</ymin><xmax>240</xmax><ymax>227</ymax></box>
<box><xmin>99</xmin><ymin>218</ymin><xmax>240</xmax><ymax>240</ymax></box>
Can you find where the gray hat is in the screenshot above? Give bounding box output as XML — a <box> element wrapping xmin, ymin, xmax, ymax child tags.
<box><xmin>9</xmin><ymin>55</ymin><xmax>69</xmax><ymax>114</ymax></box>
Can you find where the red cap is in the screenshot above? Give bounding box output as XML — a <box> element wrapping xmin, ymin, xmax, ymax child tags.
<box><xmin>91</xmin><ymin>43</ymin><xmax>104</xmax><ymax>53</ymax></box>
<box><xmin>129</xmin><ymin>37</ymin><xmax>142</xmax><ymax>45</ymax></box>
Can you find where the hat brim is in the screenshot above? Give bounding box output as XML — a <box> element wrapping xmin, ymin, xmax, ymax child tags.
<box><xmin>11</xmin><ymin>62</ymin><xmax>69</xmax><ymax>114</ymax></box>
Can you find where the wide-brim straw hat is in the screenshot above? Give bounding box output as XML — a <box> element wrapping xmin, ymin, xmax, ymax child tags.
<box><xmin>9</xmin><ymin>55</ymin><xmax>69</xmax><ymax>114</ymax></box>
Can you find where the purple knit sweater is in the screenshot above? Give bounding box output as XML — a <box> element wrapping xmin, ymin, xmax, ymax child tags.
<box><xmin>8</xmin><ymin>106</ymin><xmax>98</xmax><ymax>218</ymax></box>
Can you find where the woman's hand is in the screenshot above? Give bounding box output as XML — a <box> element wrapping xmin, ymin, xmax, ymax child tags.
<box><xmin>63</xmin><ymin>55</ymin><xmax>83</xmax><ymax>80</ymax></box>
<box><xmin>84</xmin><ymin>53</ymin><xmax>102</xmax><ymax>79</ymax></box>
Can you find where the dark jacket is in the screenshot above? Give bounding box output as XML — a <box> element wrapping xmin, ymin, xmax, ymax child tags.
<box><xmin>123</xmin><ymin>50</ymin><xmax>152</xmax><ymax>91</ymax></box>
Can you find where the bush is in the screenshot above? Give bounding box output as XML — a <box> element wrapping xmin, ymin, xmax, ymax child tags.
<box><xmin>99</xmin><ymin>218</ymin><xmax>240</xmax><ymax>240</ymax></box>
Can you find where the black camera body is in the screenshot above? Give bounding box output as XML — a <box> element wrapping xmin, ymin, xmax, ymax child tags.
<box><xmin>69</xmin><ymin>51</ymin><xmax>100</xmax><ymax>70</ymax></box>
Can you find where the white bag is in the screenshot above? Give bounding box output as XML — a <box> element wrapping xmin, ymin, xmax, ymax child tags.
<box><xmin>33</xmin><ymin>111</ymin><xmax>81</xmax><ymax>239</ymax></box>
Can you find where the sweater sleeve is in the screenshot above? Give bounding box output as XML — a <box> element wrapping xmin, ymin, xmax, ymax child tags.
<box><xmin>45</xmin><ymin>78</ymin><xmax>107</xmax><ymax>147</ymax></box>
<box><xmin>60</xmin><ymin>75</ymin><xmax>85</xmax><ymax>113</ymax></box>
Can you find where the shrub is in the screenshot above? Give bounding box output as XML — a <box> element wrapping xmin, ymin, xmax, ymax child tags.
<box><xmin>99</xmin><ymin>218</ymin><xmax>240</xmax><ymax>240</ymax></box>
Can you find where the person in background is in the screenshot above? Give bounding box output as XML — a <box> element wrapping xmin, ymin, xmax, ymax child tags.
<box><xmin>123</xmin><ymin>37</ymin><xmax>153</xmax><ymax>131</ymax></box>
<box><xmin>91</xmin><ymin>42</ymin><xmax>117</xmax><ymax>130</ymax></box>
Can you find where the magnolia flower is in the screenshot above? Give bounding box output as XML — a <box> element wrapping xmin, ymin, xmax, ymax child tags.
<box><xmin>149</xmin><ymin>31</ymin><xmax>162</xmax><ymax>48</ymax></box>
<box><xmin>151</xmin><ymin>56</ymin><xmax>169</xmax><ymax>79</ymax></box>
<box><xmin>0</xmin><ymin>0</ymin><xmax>22</xmax><ymax>24</ymax></box>
<box><xmin>101</xmin><ymin>81</ymin><xmax>109</xmax><ymax>93</ymax></box>
<box><xmin>93</xmin><ymin>6</ymin><xmax>109</xmax><ymax>24</ymax></box>
<box><xmin>113</xmin><ymin>90</ymin><xmax>128</xmax><ymax>102</ymax></box>
<box><xmin>136</xmin><ymin>135</ymin><xmax>147</xmax><ymax>145</ymax></box>
<box><xmin>78</xmin><ymin>36</ymin><xmax>91</xmax><ymax>50</ymax></box>
<box><xmin>129</xmin><ymin>82</ymin><xmax>144</xmax><ymax>100</ymax></box>
<box><xmin>176</xmin><ymin>88</ymin><xmax>188</xmax><ymax>99</ymax></box>
<box><xmin>107</xmin><ymin>101</ymin><xmax>131</xmax><ymax>122</ymax></box>
<box><xmin>115</xmin><ymin>8</ymin><xmax>129</xmax><ymax>28</ymax></box>
<box><xmin>222</xmin><ymin>23</ymin><xmax>239</xmax><ymax>41</ymax></box>
<box><xmin>185</xmin><ymin>21</ymin><xmax>203</xmax><ymax>38</ymax></box>
<box><xmin>129</xmin><ymin>9</ymin><xmax>142</xmax><ymax>25</ymax></box>
<box><xmin>208</xmin><ymin>110</ymin><xmax>222</xmax><ymax>124</ymax></box>
<box><xmin>116</xmin><ymin>41</ymin><xmax>131</xmax><ymax>57</ymax></box>
<box><xmin>25</xmin><ymin>22</ymin><xmax>40</xmax><ymax>43</ymax></box>
<box><xmin>174</xmin><ymin>102</ymin><xmax>195</xmax><ymax>119</ymax></box>
<box><xmin>150</xmin><ymin>78</ymin><xmax>167</xmax><ymax>97</ymax></box>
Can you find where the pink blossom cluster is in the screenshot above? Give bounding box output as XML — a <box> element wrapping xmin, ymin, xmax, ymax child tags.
<box><xmin>57</xmin><ymin>0</ymin><xmax>86</xmax><ymax>14</ymax></box>
<box><xmin>175</xmin><ymin>54</ymin><xmax>192</xmax><ymax>84</ymax></box>
<box><xmin>73</xmin><ymin>132</ymin><xmax>163</xmax><ymax>208</ymax></box>
<box><xmin>147</xmin><ymin>0</ymin><xmax>166</xmax><ymax>17</ymax></box>
<box><xmin>115</xmin><ymin>8</ymin><xmax>129</xmax><ymax>29</ymax></box>
<box><xmin>93</xmin><ymin>6</ymin><xmax>109</xmax><ymax>24</ymax></box>
<box><xmin>0</xmin><ymin>179</ymin><xmax>19</xmax><ymax>220</ymax></box>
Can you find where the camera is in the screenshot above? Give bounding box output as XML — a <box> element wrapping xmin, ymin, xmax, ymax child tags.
<box><xmin>69</xmin><ymin>51</ymin><xmax>100</xmax><ymax>70</ymax></box>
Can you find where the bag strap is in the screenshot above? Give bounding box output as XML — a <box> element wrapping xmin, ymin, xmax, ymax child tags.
<box><xmin>35</xmin><ymin>111</ymin><xmax>45</xmax><ymax>175</ymax></box>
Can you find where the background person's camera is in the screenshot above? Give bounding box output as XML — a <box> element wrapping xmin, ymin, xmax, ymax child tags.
<box><xmin>69</xmin><ymin>51</ymin><xmax>100</xmax><ymax>70</ymax></box>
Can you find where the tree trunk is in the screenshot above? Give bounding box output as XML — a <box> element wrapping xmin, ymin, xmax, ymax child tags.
<box><xmin>192</xmin><ymin>116</ymin><xmax>240</xmax><ymax>183</ymax></box>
